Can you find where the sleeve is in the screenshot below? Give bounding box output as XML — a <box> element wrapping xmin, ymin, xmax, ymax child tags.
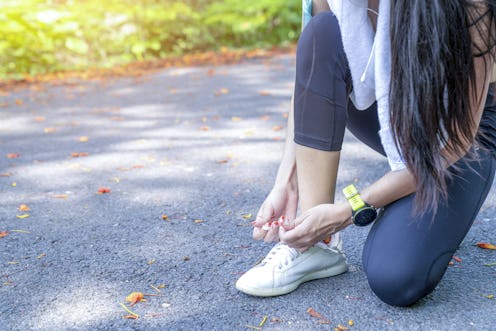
<box><xmin>302</xmin><ymin>0</ymin><xmax>313</xmax><ymax>30</ymax></box>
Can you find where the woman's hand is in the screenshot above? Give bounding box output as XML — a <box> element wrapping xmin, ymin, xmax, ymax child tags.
<box><xmin>279</xmin><ymin>202</ymin><xmax>352</xmax><ymax>251</ymax></box>
<box><xmin>252</xmin><ymin>185</ymin><xmax>298</xmax><ymax>242</ymax></box>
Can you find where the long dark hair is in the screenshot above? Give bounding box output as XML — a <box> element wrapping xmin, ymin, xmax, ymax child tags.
<box><xmin>390</xmin><ymin>0</ymin><xmax>496</xmax><ymax>214</ymax></box>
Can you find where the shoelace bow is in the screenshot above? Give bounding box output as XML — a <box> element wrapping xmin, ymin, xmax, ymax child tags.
<box><xmin>261</xmin><ymin>244</ymin><xmax>299</xmax><ymax>269</ymax></box>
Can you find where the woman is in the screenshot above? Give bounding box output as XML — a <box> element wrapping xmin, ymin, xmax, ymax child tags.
<box><xmin>235</xmin><ymin>0</ymin><xmax>496</xmax><ymax>307</ymax></box>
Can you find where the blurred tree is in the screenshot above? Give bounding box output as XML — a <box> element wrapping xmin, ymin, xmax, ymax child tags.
<box><xmin>0</xmin><ymin>0</ymin><xmax>300</xmax><ymax>78</ymax></box>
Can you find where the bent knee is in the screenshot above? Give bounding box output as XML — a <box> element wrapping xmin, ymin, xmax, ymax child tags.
<box><xmin>364</xmin><ymin>250</ymin><xmax>453</xmax><ymax>306</ymax></box>
<box><xmin>365</xmin><ymin>262</ymin><xmax>442</xmax><ymax>307</ymax></box>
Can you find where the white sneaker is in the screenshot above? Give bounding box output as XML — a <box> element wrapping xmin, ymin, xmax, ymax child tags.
<box><xmin>235</xmin><ymin>242</ymin><xmax>347</xmax><ymax>297</ymax></box>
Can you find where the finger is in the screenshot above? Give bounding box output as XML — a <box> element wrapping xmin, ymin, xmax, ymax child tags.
<box><xmin>281</xmin><ymin>216</ymin><xmax>296</xmax><ymax>231</ymax></box>
<box><xmin>285</xmin><ymin>200</ymin><xmax>298</xmax><ymax>224</ymax></box>
<box><xmin>254</xmin><ymin>202</ymin><xmax>274</xmax><ymax>227</ymax></box>
<box><xmin>278</xmin><ymin>225</ymin><xmax>302</xmax><ymax>245</ymax></box>
<box><xmin>279</xmin><ymin>228</ymin><xmax>309</xmax><ymax>252</ymax></box>
<box><xmin>264</xmin><ymin>221</ymin><xmax>280</xmax><ymax>243</ymax></box>
<box><xmin>252</xmin><ymin>227</ymin><xmax>267</xmax><ymax>241</ymax></box>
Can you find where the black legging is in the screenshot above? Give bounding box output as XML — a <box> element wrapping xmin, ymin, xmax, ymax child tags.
<box><xmin>294</xmin><ymin>12</ymin><xmax>496</xmax><ymax>306</ymax></box>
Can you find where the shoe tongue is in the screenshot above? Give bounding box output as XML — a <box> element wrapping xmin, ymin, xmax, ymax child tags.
<box><xmin>261</xmin><ymin>244</ymin><xmax>298</xmax><ymax>267</ymax></box>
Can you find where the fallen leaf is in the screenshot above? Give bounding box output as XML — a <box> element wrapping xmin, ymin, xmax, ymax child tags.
<box><xmin>70</xmin><ymin>152</ymin><xmax>89</xmax><ymax>158</ymax></box>
<box><xmin>0</xmin><ymin>172</ymin><xmax>12</xmax><ymax>177</ymax></box>
<box><xmin>19</xmin><ymin>204</ymin><xmax>30</xmax><ymax>211</ymax></box>
<box><xmin>270</xmin><ymin>317</ymin><xmax>282</xmax><ymax>323</ymax></box>
<box><xmin>452</xmin><ymin>256</ymin><xmax>462</xmax><ymax>263</ymax></box>
<box><xmin>214</xmin><ymin>88</ymin><xmax>230</xmax><ymax>96</ymax></box>
<box><xmin>161</xmin><ymin>214</ymin><xmax>169</xmax><ymax>220</ymax></box>
<box><xmin>126</xmin><ymin>292</ymin><xmax>145</xmax><ymax>306</ymax></box>
<box><xmin>6</xmin><ymin>153</ymin><xmax>20</xmax><ymax>159</ymax></box>
<box><xmin>132</xmin><ymin>164</ymin><xmax>144</xmax><ymax>169</ymax></box>
<box><xmin>348</xmin><ymin>320</ymin><xmax>354</xmax><ymax>326</ymax></box>
<box><xmin>307</xmin><ymin>307</ymin><xmax>331</xmax><ymax>324</ymax></box>
<box><xmin>147</xmin><ymin>259</ymin><xmax>156</xmax><ymax>265</ymax></box>
<box><xmin>216</xmin><ymin>159</ymin><xmax>229</xmax><ymax>164</ymax></box>
<box><xmin>259</xmin><ymin>316</ymin><xmax>268</xmax><ymax>327</ymax></box>
<box><xmin>10</xmin><ymin>229</ymin><xmax>30</xmax><ymax>233</ymax></box>
<box><xmin>272</xmin><ymin>125</ymin><xmax>284</xmax><ymax>131</ymax></box>
<box><xmin>15</xmin><ymin>99</ymin><xmax>23</xmax><ymax>105</ymax></box>
<box><xmin>260</xmin><ymin>115</ymin><xmax>270</xmax><ymax>121</ymax></box>
<box><xmin>335</xmin><ymin>324</ymin><xmax>349</xmax><ymax>331</ymax></box>
<box><xmin>52</xmin><ymin>194</ymin><xmax>68</xmax><ymax>199</ymax></box>
<box><xmin>183</xmin><ymin>256</ymin><xmax>190</xmax><ymax>261</ymax></box>
<box><xmin>16</xmin><ymin>214</ymin><xmax>30</xmax><ymax>219</ymax></box>
<box><xmin>0</xmin><ymin>231</ymin><xmax>9</xmax><ymax>238</ymax></box>
<box><xmin>37</xmin><ymin>253</ymin><xmax>46</xmax><ymax>259</ymax></box>
<box><xmin>120</xmin><ymin>302</ymin><xmax>140</xmax><ymax>318</ymax></box>
<box><xmin>150</xmin><ymin>284</ymin><xmax>161</xmax><ymax>292</ymax></box>
<box><xmin>231</xmin><ymin>116</ymin><xmax>242</xmax><ymax>122</ymax></box>
<box><xmin>242</xmin><ymin>213</ymin><xmax>252</xmax><ymax>219</ymax></box>
<box><xmin>259</xmin><ymin>90</ymin><xmax>271</xmax><ymax>96</ymax></box>
<box><xmin>12</xmin><ymin>182</ymin><xmax>17</xmax><ymax>187</ymax></box>
<box><xmin>199</xmin><ymin>126</ymin><xmax>210</xmax><ymax>131</ymax></box>
<box><xmin>79</xmin><ymin>136</ymin><xmax>89</xmax><ymax>142</ymax></box>
<box><xmin>476</xmin><ymin>242</ymin><xmax>496</xmax><ymax>250</ymax></box>
<box><xmin>34</xmin><ymin>116</ymin><xmax>46</xmax><ymax>122</ymax></box>
<box><xmin>194</xmin><ymin>219</ymin><xmax>205</xmax><ymax>224</ymax></box>
<box><xmin>123</xmin><ymin>315</ymin><xmax>138</xmax><ymax>319</ymax></box>
<box><xmin>44</xmin><ymin>127</ymin><xmax>56</xmax><ymax>133</ymax></box>
<box><xmin>283</xmin><ymin>112</ymin><xmax>289</xmax><ymax>118</ymax></box>
<box><xmin>97</xmin><ymin>187</ymin><xmax>111</xmax><ymax>194</ymax></box>
<box><xmin>486</xmin><ymin>294</ymin><xmax>494</xmax><ymax>299</ymax></box>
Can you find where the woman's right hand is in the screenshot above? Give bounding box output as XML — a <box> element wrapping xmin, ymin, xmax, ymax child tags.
<box><xmin>252</xmin><ymin>185</ymin><xmax>298</xmax><ymax>242</ymax></box>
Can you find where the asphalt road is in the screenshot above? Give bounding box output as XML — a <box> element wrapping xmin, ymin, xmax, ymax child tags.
<box><xmin>1</xmin><ymin>54</ymin><xmax>495</xmax><ymax>331</ymax></box>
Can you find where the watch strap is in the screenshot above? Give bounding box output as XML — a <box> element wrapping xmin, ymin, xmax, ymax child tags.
<box><xmin>342</xmin><ymin>184</ymin><xmax>366</xmax><ymax>211</ymax></box>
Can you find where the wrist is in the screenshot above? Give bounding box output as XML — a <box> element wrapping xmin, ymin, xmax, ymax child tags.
<box><xmin>342</xmin><ymin>183</ymin><xmax>378</xmax><ymax>227</ymax></box>
<box><xmin>274</xmin><ymin>161</ymin><xmax>297</xmax><ymax>190</ymax></box>
<box><xmin>337</xmin><ymin>201</ymin><xmax>354</xmax><ymax>226</ymax></box>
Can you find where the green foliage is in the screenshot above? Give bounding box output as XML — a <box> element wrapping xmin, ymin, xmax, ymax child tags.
<box><xmin>0</xmin><ymin>0</ymin><xmax>301</xmax><ymax>78</ymax></box>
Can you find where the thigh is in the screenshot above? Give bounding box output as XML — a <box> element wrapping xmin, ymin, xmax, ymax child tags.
<box><xmin>362</xmin><ymin>150</ymin><xmax>496</xmax><ymax>306</ymax></box>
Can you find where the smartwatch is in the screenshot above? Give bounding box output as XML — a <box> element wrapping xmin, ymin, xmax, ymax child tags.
<box><xmin>342</xmin><ymin>184</ymin><xmax>377</xmax><ymax>226</ymax></box>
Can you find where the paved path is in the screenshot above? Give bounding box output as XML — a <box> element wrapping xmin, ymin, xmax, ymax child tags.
<box><xmin>1</xmin><ymin>54</ymin><xmax>495</xmax><ymax>330</ymax></box>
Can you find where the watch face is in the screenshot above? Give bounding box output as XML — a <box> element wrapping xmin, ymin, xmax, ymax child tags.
<box><xmin>354</xmin><ymin>207</ymin><xmax>377</xmax><ymax>226</ymax></box>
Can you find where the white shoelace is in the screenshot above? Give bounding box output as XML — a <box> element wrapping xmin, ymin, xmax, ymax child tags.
<box><xmin>260</xmin><ymin>243</ymin><xmax>299</xmax><ymax>270</ymax></box>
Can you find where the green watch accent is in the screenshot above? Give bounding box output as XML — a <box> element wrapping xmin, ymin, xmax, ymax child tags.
<box><xmin>342</xmin><ymin>184</ymin><xmax>366</xmax><ymax>211</ymax></box>
<box><xmin>342</xmin><ymin>184</ymin><xmax>378</xmax><ymax>227</ymax></box>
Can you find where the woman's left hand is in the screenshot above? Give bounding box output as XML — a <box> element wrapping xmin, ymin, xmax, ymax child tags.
<box><xmin>278</xmin><ymin>203</ymin><xmax>352</xmax><ymax>252</ymax></box>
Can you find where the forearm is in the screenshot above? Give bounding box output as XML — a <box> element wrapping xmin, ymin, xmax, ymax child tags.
<box><xmin>360</xmin><ymin>168</ymin><xmax>416</xmax><ymax>209</ymax></box>
<box><xmin>335</xmin><ymin>168</ymin><xmax>417</xmax><ymax>224</ymax></box>
<box><xmin>274</xmin><ymin>95</ymin><xmax>297</xmax><ymax>188</ymax></box>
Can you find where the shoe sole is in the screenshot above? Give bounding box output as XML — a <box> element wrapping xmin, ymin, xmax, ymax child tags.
<box><xmin>235</xmin><ymin>262</ymin><xmax>348</xmax><ymax>297</ymax></box>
